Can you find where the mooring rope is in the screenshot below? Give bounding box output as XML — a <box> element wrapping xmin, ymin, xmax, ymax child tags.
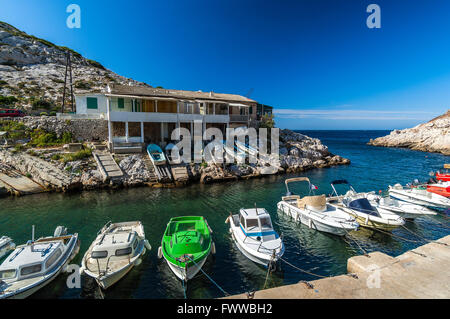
<box><xmin>372</xmin><ymin>227</ymin><xmax>423</xmax><ymax>243</ymax></box>
<box><xmin>262</xmin><ymin>253</ymin><xmax>275</xmax><ymax>290</ymax></box>
<box><xmin>186</xmin><ymin>255</ymin><xmax>230</xmax><ymax>296</ymax></box>
<box><xmin>181</xmin><ymin>277</ymin><xmax>187</xmax><ymax>299</ymax></box>
<box><xmin>339</xmin><ymin>222</ymin><xmax>370</xmax><ymax>257</ymax></box>
<box><xmin>279</xmin><ymin>257</ymin><xmax>327</xmax><ymax>279</ymax></box>
<box><xmin>399</xmin><ymin>224</ymin><xmax>448</xmax><ymax>246</ymax></box>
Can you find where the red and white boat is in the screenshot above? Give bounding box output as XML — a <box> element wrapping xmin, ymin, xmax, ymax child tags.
<box><xmin>427</xmin><ymin>182</ymin><xmax>450</xmax><ymax>198</ymax></box>
<box><xmin>435</xmin><ymin>164</ymin><xmax>450</xmax><ymax>182</ymax></box>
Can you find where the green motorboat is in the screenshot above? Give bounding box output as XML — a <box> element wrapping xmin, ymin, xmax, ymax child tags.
<box><xmin>158</xmin><ymin>216</ymin><xmax>215</xmax><ymax>281</ymax></box>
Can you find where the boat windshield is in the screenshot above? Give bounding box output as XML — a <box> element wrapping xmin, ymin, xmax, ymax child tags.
<box><xmin>349</xmin><ymin>198</ymin><xmax>379</xmax><ymax>217</ymax></box>
<box><xmin>260</xmin><ymin>217</ymin><xmax>272</xmax><ymax>230</ymax></box>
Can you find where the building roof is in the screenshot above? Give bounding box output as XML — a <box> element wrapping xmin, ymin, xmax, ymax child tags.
<box><xmin>107</xmin><ymin>84</ymin><xmax>256</xmax><ymax>104</ymax></box>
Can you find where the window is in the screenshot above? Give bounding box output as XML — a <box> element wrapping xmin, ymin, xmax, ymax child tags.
<box><xmin>91</xmin><ymin>250</ymin><xmax>108</xmax><ymax>259</ymax></box>
<box><xmin>133</xmin><ymin>239</ymin><xmax>138</xmax><ymax>250</ymax></box>
<box><xmin>260</xmin><ymin>217</ymin><xmax>272</xmax><ymax>229</ymax></box>
<box><xmin>0</xmin><ymin>269</ymin><xmax>16</xmax><ymax>280</ymax></box>
<box><xmin>115</xmin><ymin>247</ymin><xmax>132</xmax><ymax>256</ymax></box>
<box><xmin>86</xmin><ymin>97</ymin><xmax>98</xmax><ymax>109</ymax></box>
<box><xmin>246</xmin><ymin>218</ymin><xmax>259</xmax><ymax>230</ymax></box>
<box><xmin>45</xmin><ymin>248</ymin><xmax>62</xmax><ymax>269</ymax></box>
<box><xmin>240</xmin><ymin>215</ymin><xmax>245</xmax><ymax>227</ymax></box>
<box><xmin>20</xmin><ymin>264</ymin><xmax>42</xmax><ymax>276</ymax></box>
<box><xmin>118</xmin><ymin>98</ymin><xmax>124</xmax><ymax>109</ymax></box>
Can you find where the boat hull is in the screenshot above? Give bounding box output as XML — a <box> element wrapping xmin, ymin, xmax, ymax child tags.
<box><xmin>436</xmin><ymin>173</ymin><xmax>450</xmax><ymax>182</ymax></box>
<box><xmin>2</xmin><ymin>237</ymin><xmax>80</xmax><ymax>299</ymax></box>
<box><xmin>389</xmin><ymin>189</ymin><xmax>449</xmax><ymax>209</ymax></box>
<box><xmin>427</xmin><ymin>185</ymin><xmax>450</xmax><ymax>198</ymax></box>
<box><xmin>164</xmin><ymin>255</ymin><xmax>208</xmax><ymax>281</ymax></box>
<box><xmin>231</xmin><ymin>231</ymin><xmax>273</xmax><ymax>267</ymax></box>
<box><xmin>277</xmin><ymin>202</ymin><xmax>357</xmax><ymax>236</ymax></box>
<box><xmin>96</xmin><ymin>263</ymin><xmax>135</xmax><ymax>290</ymax></box>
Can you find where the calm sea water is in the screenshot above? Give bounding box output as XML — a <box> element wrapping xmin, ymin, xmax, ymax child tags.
<box><xmin>0</xmin><ymin>130</ymin><xmax>448</xmax><ymax>299</ymax></box>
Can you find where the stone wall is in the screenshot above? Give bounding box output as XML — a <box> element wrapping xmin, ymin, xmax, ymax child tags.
<box><xmin>3</xmin><ymin>116</ymin><xmax>108</xmax><ymax>142</ymax></box>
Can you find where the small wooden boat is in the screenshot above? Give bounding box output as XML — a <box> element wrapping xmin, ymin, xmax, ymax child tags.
<box><xmin>226</xmin><ymin>208</ymin><xmax>284</xmax><ymax>267</ymax></box>
<box><xmin>389</xmin><ymin>184</ymin><xmax>450</xmax><ymax>209</ymax></box>
<box><xmin>158</xmin><ymin>216</ymin><xmax>214</xmax><ymax>281</ymax></box>
<box><xmin>0</xmin><ymin>236</ymin><xmax>15</xmax><ymax>259</ymax></box>
<box><xmin>329</xmin><ymin>180</ymin><xmax>405</xmax><ymax>231</ymax></box>
<box><xmin>426</xmin><ymin>182</ymin><xmax>450</xmax><ymax>198</ymax></box>
<box><xmin>81</xmin><ymin>221</ymin><xmax>150</xmax><ymax>290</ymax></box>
<box><xmin>0</xmin><ymin>226</ymin><xmax>79</xmax><ymax>299</ymax></box>
<box><xmin>147</xmin><ymin>144</ymin><xmax>167</xmax><ymax>166</ymax></box>
<box><xmin>278</xmin><ymin>177</ymin><xmax>359</xmax><ymax>236</ymax></box>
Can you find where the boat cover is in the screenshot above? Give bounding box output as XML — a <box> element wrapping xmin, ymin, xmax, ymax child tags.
<box><xmin>331</xmin><ymin>179</ymin><xmax>349</xmax><ymax>185</ymax></box>
<box><xmin>349</xmin><ymin>198</ymin><xmax>379</xmax><ymax>217</ymax></box>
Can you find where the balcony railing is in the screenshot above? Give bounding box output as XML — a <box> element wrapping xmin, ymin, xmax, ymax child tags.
<box><xmin>229</xmin><ymin>115</ymin><xmax>249</xmax><ymax>122</ymax></box>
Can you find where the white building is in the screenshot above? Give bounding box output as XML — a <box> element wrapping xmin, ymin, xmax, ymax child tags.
<box><xmin>73</xmin><ymin>85</ymin><xmax>258</xmax><ymax>152</ymax></box>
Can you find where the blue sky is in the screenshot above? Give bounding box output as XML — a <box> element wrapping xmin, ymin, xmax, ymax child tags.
<box><xmin>1</xmin><ymin>0</ymin><xmax>449</xmax><ymax>129</ymax></box>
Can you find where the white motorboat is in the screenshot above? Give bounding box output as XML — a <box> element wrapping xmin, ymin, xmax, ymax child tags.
<box><xmin>223</xmin><ymin>140</ymin><xmax>246</xmax><ymax>164</ymax></box>
<box><xmin>0</xmin><ymin>226</ymin><xmax>79</xmax><ymax>299</ymax></box>
<box><xmin>165</xmin><ymin>143</ymin><xmax>182</xmax><ymax>164</ymax></box>
<box><xmin>388</xmin><ymin>184</ymin><xmax>450</xmax><ymax>210</ymax></box>
<box><xmin>365</xmin><ymin>193</ymin><xmax>437</xmax><ymax>219</ymax></box>
<box><xmin>277</xmin><ymin>177</ymin><xmax>359</xmax><ymax>236</ymax></box>
<box><xmin>81</xmin><ymin>221</ymin><xmax>150</xmax><ymax>290</ymax></box>
<box><xmin>0</xmin><ymin>236</ymin><xmax>15</xmax><ymax>259</ymax></box>
<box><xmin>226</xmin><ymin>208</ymin><xmax>284</xmax><ymax>267</ymax></box>
<box><xmin>203</xmin><ymin>140</ymin><xmax>225</xmax><ymax>164</ymax></box>
<box><xmin>328</xmin><ymin>180</ymin><xmax>405</xmax><ymax>231</ymax></box>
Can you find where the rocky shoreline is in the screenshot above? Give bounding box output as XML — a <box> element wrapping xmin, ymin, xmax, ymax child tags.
<box><xmin>0</xmin><ymin>122</ymin><xmax>350</xmax><ymax>196</ymax></box>
<box><xmin>368</xmin><ymin>110</ymin><xmax>450</xmax><ymax>156</ymax></box>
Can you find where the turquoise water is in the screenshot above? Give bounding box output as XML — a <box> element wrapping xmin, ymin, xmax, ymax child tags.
<box><xmin>0</xmin><ymin>130</ymin><xmax>448</xmax><ymax>299</ymax></box>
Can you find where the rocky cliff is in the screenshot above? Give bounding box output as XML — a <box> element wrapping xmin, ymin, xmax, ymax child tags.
<box><xmin>0</xmin><ymin>21</ymin><xmax>149</xmax><ymax>111</ymax></box>
<box><xmin>368</xmin><ymin>110</ymin><xmax>450</xmax><ymax>155</ymax></box>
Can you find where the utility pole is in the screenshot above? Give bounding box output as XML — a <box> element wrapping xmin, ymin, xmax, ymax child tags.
<box><xmin>61</xmin><ymin>51</ymin><xmax>74</xmax><ymax>113</ymax></box>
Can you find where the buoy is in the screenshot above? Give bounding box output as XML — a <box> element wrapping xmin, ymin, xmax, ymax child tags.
<box><xmin>157</xmin><ymin>246</ymin><xmax>163</xmax><ymax>259</ymax></box>
<box><xmin>144</xmin><ymin>239</ymin><xmax>152</xmax><ymax>251</ymax></box>
<box><xmin>211</xmin><ymin>242</ymin><xmax>216</xmax><ymax>255</ymax></box>
<box><xmin>134</xmin><ymin>258</ymin><xmax>142</xmax><ymax>266</ymax></box>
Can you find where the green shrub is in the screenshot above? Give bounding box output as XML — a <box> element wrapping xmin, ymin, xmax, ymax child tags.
<box><xmin>62</xmin><ymin>148</ymin><xmax>92</xmax><ymax>163</ymax></box>
<box><xmin>0</xmin><ymin>121</ymin><xmax>28</xmax><ymax>139</ymax></box>
<box><xmin>29</xmin><ymin>129</ymin><xmax>60</xmax><ymax>147</ymax></box>
<box><xmin>0</xmin><ymin>95</ymin><xmax>18</xmax><ymax>106</ymax></box>
<box><xmin>33</xmin><ymin>99</ymin><xmax>53</xmax><ymax>110</ymax></box>
<box><xmin>51</xmin><ymin>154</ymin><xmax>62</xmax><ymax>161</ymax></box>
<box><xmin>49</xmin><ymin>111</ymin><xmax>57</xmax><ymax>116</ymax></box>
<box><xmin>40</xmin><ymin>112</ymin><xmax>48</xmax><ymax>116</ymax></box>
<box><xmin>61</xmin><ymin>131</ymin><xmax>72</xmax><ymax>144</ymax></box>
<box><xmin>26</xmin><ymin>173</ymin><xmax>32</xmax><ymax>178</ymax></box>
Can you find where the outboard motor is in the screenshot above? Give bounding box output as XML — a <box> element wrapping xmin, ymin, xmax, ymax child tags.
<box><xmin>54</xmin><ymin>226</ymin><xmax>68</xmax><ymax>237</ymax></box>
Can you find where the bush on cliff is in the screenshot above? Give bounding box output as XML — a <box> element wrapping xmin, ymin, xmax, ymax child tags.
<box><xmin>62</xmin><ymin>148</ymin><xmax>92</xmax><ymax>163</ymax></box>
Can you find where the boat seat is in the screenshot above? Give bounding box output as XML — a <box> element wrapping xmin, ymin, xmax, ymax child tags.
<box><xmin>282</xmin><ymin>195</ymin><xmax>300</xmax><ymax>201</ymax></box>
<box><xmin>298</xmin><ymin>195</ymin><xmax>327</xmax><ymax>212</ymax></box>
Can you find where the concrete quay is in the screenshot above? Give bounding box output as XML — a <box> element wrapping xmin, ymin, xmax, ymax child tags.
<box><xmin>225</xmin><ymin>235</ymin><xmax>450</xmax><ymax>299</ymax></box>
